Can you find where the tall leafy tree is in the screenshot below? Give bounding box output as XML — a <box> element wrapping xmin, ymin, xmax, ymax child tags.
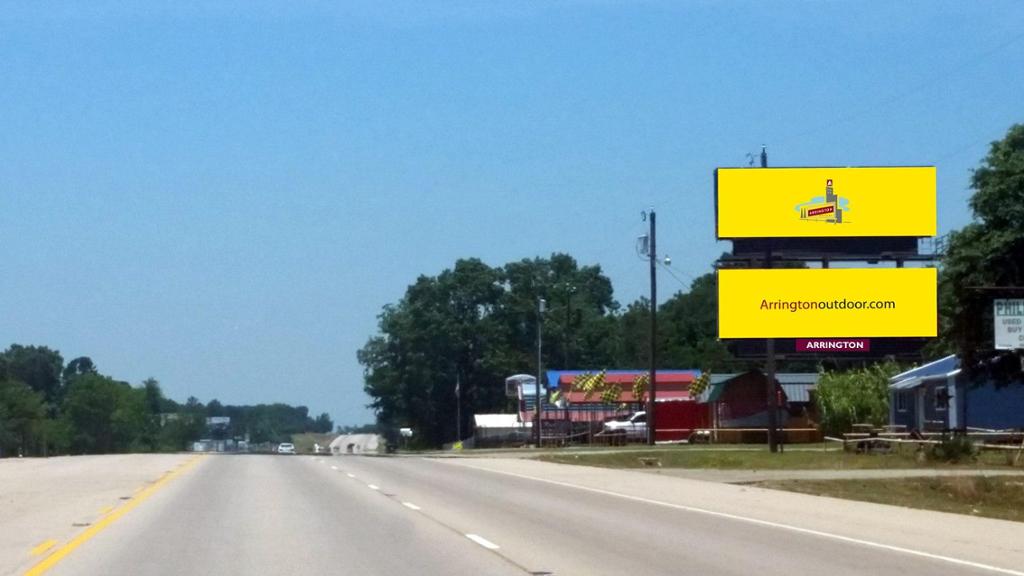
<box><xmin>359</xmin><ymin>254</ymin><xmax>621</xmax><ymax>447</ymax></box>
<box><xmin>496</xmin><ymin>254</ymin><xmax>620</xmax><ymax>371</ymax></box>
<box><xmin>615</xmin><ymin>273</ymin><xmax>741</xmax><ymax>371</ymax></box>
<box><xmin>314</xmin><ymin>412</ymin><xmax>334</xmax><ymax>433</ymax></box>
<box><xmin>61</xmin><ymin>373</ymin><xmax>148</xmax><ymax>453</ymax></box>
<box><xmin>1</xmin><ymin>345</ymin><xmax>64</xmax><ymax>404</ymax></box>
<box><xmin>658</xmin><ymin>274</ymin><xmax>736</xmax><ymax>371</ymax></box>
<box><xmin>0</xmin><ymin>379</ymin><xmax>46</xmax><ymax>456</ymax></box>
<box><xmin>63</xmin><ymin>356</ymin><xmax>98</xmax><ymax>383</ymax></box>
<box><xmin>940</xmin><ymin>123</ymin><xmax>1024</xmax><ymax>374</ymax></box>
<box><xmin>361</xmin><ymin>258</ymin><xmax>506</xmax><ymax>446</ymax></box>
<box><xmin>206</xmin><ymin>399</ymin><xmax>225</xmax><ymax>417</ymax></box>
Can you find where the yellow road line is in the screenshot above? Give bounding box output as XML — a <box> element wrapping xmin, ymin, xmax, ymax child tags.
<box><xmin>29</xmin><ymin>540</ymin><xmax>57</xmax><ymax>557</ymax></box>
<box><xmin>24</xmin><ymin>455</ymin><xmax>206</xmax><ymax>576</ymax></box>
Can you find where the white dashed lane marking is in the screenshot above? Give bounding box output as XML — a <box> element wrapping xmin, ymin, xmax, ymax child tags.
<box><xmin>465</xmin><ymin>534</ymin><xmax>500</xmax><ymax>550</ymax></box>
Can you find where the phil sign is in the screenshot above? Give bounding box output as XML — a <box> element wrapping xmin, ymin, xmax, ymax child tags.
<box><xmin>718</xmin><ymin>268</ymin><xmax>937</xmax><ymax>339</ymax></box>
<box><xmin>715</xmin><ymin>166</ymin><xmax>936</xmax><ymax>238</ymax></box>
<box><xmin>994</xmin><ymin>299</ymin><xmax>1024</xmax><ymax>350</ymax></box>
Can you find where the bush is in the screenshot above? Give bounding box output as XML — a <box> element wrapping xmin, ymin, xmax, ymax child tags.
<box><xmin>816</xmin><ymin>362</ymin><xmax>900</xmax><ymax>437</ymax></box>
<box><xmin>930</xmin><ymin>434</ymin><xmax>977</xmax><ymax>463</ymax></box>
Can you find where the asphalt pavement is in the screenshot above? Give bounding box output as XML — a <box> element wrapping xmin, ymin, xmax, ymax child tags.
<box><xmin>13</xmin><ymin>454</ymin><xmax>1024</xmax><ymax>576</ymax></box>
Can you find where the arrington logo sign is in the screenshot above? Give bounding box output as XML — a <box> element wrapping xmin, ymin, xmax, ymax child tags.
<box><xmin>795</xmin><ymin>178</ymin><xmax>849</xmax><ymax>224</ymax></box>
<box><xmin>796</xmin><ymin>339</ymin><xmax>871</xmax><ymax>352</ymax></box>
<box><xmin>715</xmin><ymin>166</ymin><xmax>935</xmax><ymax>239</ymax></box>
<box><xmin>718</xmin><ymin>268</ymin><xmax>937</xmax><ymax>339</ymax></box>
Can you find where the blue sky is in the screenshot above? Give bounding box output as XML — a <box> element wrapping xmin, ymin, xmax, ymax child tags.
<box><xmin>1</xmin><ymin>1</ymin><xmax>1022</xmax><ymax>425</ymax></box>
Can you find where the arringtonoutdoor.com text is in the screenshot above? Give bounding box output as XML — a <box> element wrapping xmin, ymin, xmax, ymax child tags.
<box><xmin>760</xmin><ymin>299</ymin><xmax>897</xmax><ymax>313</ymax></box>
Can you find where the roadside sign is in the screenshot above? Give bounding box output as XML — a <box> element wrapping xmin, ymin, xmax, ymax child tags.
<box><xmin>994</xmin><ymin>299</ymin><xmax>1024</xmax><ymax>350</ymax></box>
<box><xmin>715</xmin><ymin>166</ymin><xmax>936</xmax><ymax>239</ymax></box>
<box><xmin>728</xmin><ymin>337</ymin><xmax>924</xmax><ymax>358</ymax></box>
<box><xmin>795</xmin><ymin>338</ymin><xmax>870</xmax><ymax>352</ymax></box>
<box><xmin>717</xmin><ymin>267</ymin><xmax>937</xmax><ymax>338</ymax></box>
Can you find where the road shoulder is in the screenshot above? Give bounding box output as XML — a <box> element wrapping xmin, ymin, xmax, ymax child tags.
<box><xmin>0</xmin><ymin>454</ymin><xmax>199</xmax><ymax>576</ymax></box>
<box><xmin>443</xmin><ymin>456</ymin><xmax>1024</xmax><ymax>575</ymax></box>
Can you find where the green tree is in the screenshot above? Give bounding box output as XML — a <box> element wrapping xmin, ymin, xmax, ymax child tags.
<box><xmin>939</xmin><ymin>123</ymin><xmax>1024</xmax><ymax>372</ymax></box>
<box><xmin>63</xmin><ymin>356</ymin><xmax>98</xmax><ymax>383</ymax></box>
<box><xmin>337</xmin><ymin>423</ymin><xmax>378</xmax><ymax>434</ymax></box>
<box><xmin>497</xmin><ymin>254</ymin><xmax>620</xmax><ymax>370</ymax></box>
<box><xmin>0</xmin><ymin>379</ymin><xmax>46</xmax><ymax>457</ymax></box>
<box><xmin>615</xmin><ymin>273</ymin><xmax>739</xmax><ymax>371</ymax></box>
<box><xmin>142</xmin><ymin>378</ymin><xmax>168</xmax><ymax>414</ymax></box>
<box><xmin>816</xmin><ymin>362</ymin><xmax>899</xmax><ymax>436</ymax></box>
<box><xmin>616</xmin><ymin>297</ymin><xmax>652</xmax><ymax>368</ymax></box>
<box><xmin>206</xmin><ymin>399</ymin><xmax>225</xmax><ymax>417</ymax></box>
<box><xmin>159</xmin><ymin>404</ymin><xmax>206</xmax><ymax>451</ymax></box>
<box><xmin>61</xmin><ymin>373</ymin><xmax>118</xmax><ymax>453</ymax></box>
<box><xmin>359</xmin><ymin>253</ymin><xmax>621</xmax><ymax>447</ymax></box>
<box><xmin>111</xmin><ymin>386</ymin><xmax>150</xmax><ymax>452</ymax></box>
<box><xmin>1</xmin><ymin>345</ymin><xmax>64</xmax><ymax>404</ymax></box>
<box><xmin>61</xmin><ymin>374</ymin><xmax>148</xmax><ymax>453</ymax></box>
<box><xmin>314</xmin><ymin>412</ymin><xmax>334</xmax><ymax>433</ymax></box>
<box><xmin>658</xmin><ymin>274</ymin><xmax>736</xmax><ymax>370</ymax></box>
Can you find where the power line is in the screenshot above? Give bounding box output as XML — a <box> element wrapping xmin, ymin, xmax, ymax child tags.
<box><xmin>658</xmin><ymin>261</ymin><xmax>694</xmax><ymax>290</ymax></box>
<box><xmin>775</xmin><ymin>22</ymin><xmax>1024</xmax><ymax>150</ymax></box>
<box><xmin>933</xmin><ymin>133</ymin><xmax>996</xmax><ymax>165</ymax></box>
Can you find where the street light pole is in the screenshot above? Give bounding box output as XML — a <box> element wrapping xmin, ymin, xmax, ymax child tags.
<box><xmin>536</xmin><ymin>298</ymin><xmax>546</xmax><ymax>447</ymax></box>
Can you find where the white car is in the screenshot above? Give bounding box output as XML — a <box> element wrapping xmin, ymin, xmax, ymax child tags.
<box><xmin>276</xmin><ymin>442</ymin><xmax>296</xmax><ymax>454</ymax></box>
<box><xmin>602</xmin><ymin>412</ymin><xmax>647</xmax><ymax>440</ymax></box>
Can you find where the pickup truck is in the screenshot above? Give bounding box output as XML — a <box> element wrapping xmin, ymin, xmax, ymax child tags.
<box><xmin>602</xmin><ymin>412</ymin><xmax>647</xmax><ymax>440</ymax></box>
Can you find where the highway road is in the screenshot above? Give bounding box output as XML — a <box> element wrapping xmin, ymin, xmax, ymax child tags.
<box><xmin>14</xmin><ymin>454</ymin><xmax>1024</xmax><ymax>576</ymax></box>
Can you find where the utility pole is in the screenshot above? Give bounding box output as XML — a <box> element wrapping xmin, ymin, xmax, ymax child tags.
<box><xmin>536</xmin><ymin>298</ymin><xmax>546</xmax><ymax>447</ymax></box>
<box><xmin>646</xmin><ymin>209</ymin><xmax>658</xmax><ymax>446</ymax></box>
<box><xmin>761</xmin><ymin>145</ymin><xmax>779</xmax><ymax>454</ymax></box>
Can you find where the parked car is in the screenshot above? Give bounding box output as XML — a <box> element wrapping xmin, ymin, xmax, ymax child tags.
<box><xmin>602</xmin><ymin>412</ymin><xmax>647</xmax><ymax>440</ymax></box>
<box><xmin>277</xmin><ymin>442</ymin><xmax>296</xmax><ymax>454</ymax></box>
<box><xmin>601</xmin><ymin>403</ymin><xmax>710</xmax><ymax>442</ymax></box>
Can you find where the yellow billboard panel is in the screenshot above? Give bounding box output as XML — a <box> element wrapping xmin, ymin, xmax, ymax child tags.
<box><xmin>716</xmin><ymin>166</ymin><xmax>936</xmax><ymax>238</ymax></box>
<box><xmin>718</xmin><ymin>268</ymin><xmax>937</xmax><ymax>338</ymax></box>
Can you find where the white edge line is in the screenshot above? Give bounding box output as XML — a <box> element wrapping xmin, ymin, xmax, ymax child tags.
<box><xmin>402</xmin><ymin>502</ymin><xmax>421</xmax><ymax>511</ymax></box>
<box><xmin>367</xmin><ymin>484</ymin><xmax>379</xmax><ymax>490</ymax></box>
<box><xmin>453</xmin><ymin>462</ymin><xmax>1024</xmax><ymax>576</ymax></box>
<box><xmin>331</xmin><ymin>466</ymin><xmax>338</xmax><ymax>470</ymax></box>
<box><xmin>465</xmin><ymin>533</ymin><xmax>500</xmax><ymax>550</ymax></box>
<box><xmin>346</xmin><ymin>473</ymin><xmax>356</xmax><ymax>478</ymax></box>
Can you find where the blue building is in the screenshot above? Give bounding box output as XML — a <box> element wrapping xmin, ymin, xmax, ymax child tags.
<box><xmin>889</xmin><ymin>355</ymin><xmax>1024</xmax><ymax>431</ymax></box>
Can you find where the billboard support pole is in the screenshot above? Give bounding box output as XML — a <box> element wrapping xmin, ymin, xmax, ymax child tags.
<box><xmin>761</xmin><ymin>146</ymin><xmax>780</xmax><ymax>454</ymax></box>
<box><xmin>765</xmin><ymin>264</ymin><xmax>778</xmax><ymax>453</ymax></box>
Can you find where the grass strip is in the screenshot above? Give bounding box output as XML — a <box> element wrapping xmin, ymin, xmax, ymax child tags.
<box><xmin>756</xmin><ymin>476</ymin><xmax>1024</xmax><ymax>523</ymax></box>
